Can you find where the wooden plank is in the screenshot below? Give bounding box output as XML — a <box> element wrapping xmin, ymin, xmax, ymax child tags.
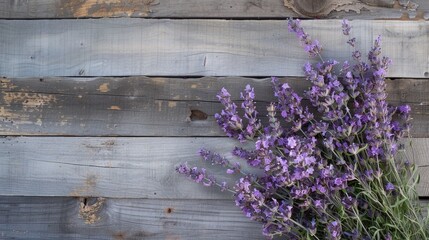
<box><xmin>0</xmin><ymin>0</ymin><xmax>428</xmax><ymax>20</ymax></box>
<box><xmin>0</xmin><ymin>197</ymin><xmax>262</xmax><ymax>240</ymax></box>
<box><xmin>0</xmin><ymin>19</ymin><xmax>427</xmax><ymax>78</ymax></box>
<box><xmin>0</xmin><ymin>137</ymin><xmax>240</xmax><ymax>199</ymax></box>
<box><xmin>0</xmin><ymin>137</ymin><xmax>429</xmax><ymax>198</ymax></box>
<box><xmin>404</xmin><ymin>139</ymin><xmax>429</xmax><ymax>197</ymax></box>
<box><xmin>0</xmin><ymin>77</ymin><xmax>428</xmax><ymax>137</ymax></box>
<box><xmin>0</xmin><ymin>76</ymin><xmax>280</xmax><ymax>137</ymax></box>
<box><xmin>0</xmin><ymin>197</ymin><xmax>427</xmax><ymax>240</ymax></box>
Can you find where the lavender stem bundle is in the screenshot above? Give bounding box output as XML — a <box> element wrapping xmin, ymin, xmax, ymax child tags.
<box><xmin>177</xmin><ymin>19</ymin><xmax>428</xmax><ymax>240</ymax></box>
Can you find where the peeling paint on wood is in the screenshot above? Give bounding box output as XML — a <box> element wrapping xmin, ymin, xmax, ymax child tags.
<box><xmin>3</xmin><ymin>92</ymin><xmax>57</xmax><ymax>110</ymax></box>
<box><xmin>61</xmin><ymin>0</ymin><xmax>158</xmax><ymax>18</ymax></box>
<box><xmin>168</xmin><ymin>101</ymin><xmax>177</xmax><ymax>108</ymax></box>
<box><xmin>283</xmin><ymin>0</ymin><xmax>420</xmax><ymax>17</ymax></box>
<box><xmin>97</xmin><ymin>83</ymin><xmax>110</xmax><ymax>93</ymax></box>
<box><xmin>108</xmin><ymin>105</ymin><xmax>121</xmax><ymax>110</ymax></box>
<box><xmin>0</xmin><ymin>78</ymin><xmax>16</xmax><ymax>89</ymax></box>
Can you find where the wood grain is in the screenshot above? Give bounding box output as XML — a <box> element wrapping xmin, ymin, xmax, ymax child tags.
<box><xmin>0</xmin><ymin>197</ymin><xmax>262</xmax><ymax>240</ymax></box>
<box><xmin>0</xmin><ymin>136</ymin><xmax>428</xmax><ymax>198</ymax></box>
<box><xmin>0</xmin><ymin>19</ymin><xmax>428</xmax><ymax>78</ymax></box>
<box><xmin>0</xmin><ymin>137</ymin><xmax>239</xmax><ymax>199</ymax></box>
<box><xmin>0</xmin><ymin>0</ymin><xmax>427</xmax><ymax>19</ymax></box>
<box><xmin>0</xmin><ymin>196</ymin><xmax>427</xmax><ymax>239</ymax></box>
<box><xmin>0</xmin><ymin>77</ymin><xmax>428</xmax><ymax>137</ymax></box>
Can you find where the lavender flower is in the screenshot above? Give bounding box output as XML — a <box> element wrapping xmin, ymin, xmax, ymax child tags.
<box><xmin>215</xmin><ymin>88</ymin><xmax>244</xmax><ymax>141</ymax></box>
<box><xmin>178</xmin><ymin>19</ymin><xmax>427</xmax><ymax>240</ymax></box>
<box><xmin>327</xmin><ymin>221</ymin><xmax>342</xmax><ymax>240</ymax></box>
<box><xmin>241</xmin><ymin>85</ymin><xmax>261</xmax><ymax>138</ymax></box>
<box><xmin>288</xmin><ymin>19</ymin><xmax>322</xmax><ymax>57</ymax></box>
<box><xmin>398</xmin><ymin>105</ymin><xmax>411</xmax><ymax>114</ymax></box>
<box><xmin>385</xmin><ymin>182</ymin><xmax>395</xmax><ymax>191</ymax></box>
<box><xmin>342</xmin><ymin>19</ymin><xmax>351</xmax><ymax>36</ymax></box>
<box><xmin>176</xmin><ymin>164</ymin><xmax>215</xmax><ymax>186</ymax></box>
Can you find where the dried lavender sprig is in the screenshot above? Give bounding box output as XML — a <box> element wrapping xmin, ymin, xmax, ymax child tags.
<box><xmin>342</xmin><ymin>19</ymin><xmax>351</xmax><ymax>36</ymax></box>
<box><xmin>176</xmin><ymin>163</ymin><xmax>235</xmax><ymax>193</ymax></box>
<box><xmin>241</xmin><ymin>84</ymin><xmax>262</xmax><ymax>139</ymax></box>
<box><xmin>215</xmin><ymin>88</ymin><xmax>245</xmax><ymax>141</ymax></box>
<box><xmin>199</xmin><ymin>148</ymin><xmax>243</xmax><ymax>175</ymax></box>
<box><xmin>288</xmin><ymin>19</ymin><xmax>322</xmax><ymax>58</ymax></box>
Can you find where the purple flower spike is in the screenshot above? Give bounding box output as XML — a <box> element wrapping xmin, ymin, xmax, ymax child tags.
<box><xmin>199</xmin><ymin>148</ymin><xmax>230</xmax><ymax>167</ymax></box>
<box><xmin>347</xmin><ymin>37</ymin><xmax>356</xmax><ymax>47</ymax></box>
<box><xmin>342</xmin><ymin>19</ymin><xmax>351</xmax><ymax>36</ymax></box>
<box><xmin>176</xmin><ymin>164</ymin><xmax>216</xmax><ymax>187</ymax></box>
<box><xmin>385</xmin><ymin>233</ymin><xmax>392</xmax><ymax>240</ymax></box>
<box><xmin>328</xmin><ymin>221</ymin><xmax>342</xmax><ymax>240</ymax></box>
<box><xmin>215</xmin><ymin>87</ymin><xmax>245</xmax><ymax>141</ymax></box>
<box><xmin>241</xmin><ymin>84</ymin><xmax>261</xmax><ymax>139</ymax></box>
<box><xmin>398</xmin><ymin>105</ymin><xmax>411</xmax><ymax>114</ymax></box>
<box><xmin>288</xmin><ymin>19</ymin><xmax>322</xmax><ymax>57</ymax></box>
<box><xmin>287</xmin><ymin>137</ymin><xmax>297</xmax><ymax>149</ymax></box>
<box><xmin>385</xmin><ymin>182</ymin><xmax>395</xmax><ymax>191</ymax></box>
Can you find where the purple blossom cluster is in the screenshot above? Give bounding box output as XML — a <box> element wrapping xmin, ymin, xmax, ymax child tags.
<box><xmin>177</xmin><ymin>19</ymin><xmax>420</xmax><ymax>239</ymax></box>
<box><xmin>214</xmin><ymin>85</ymin><xmax>261</xmax><ymax>142</ymax></box>
<box><xmin>288</xmin><ymin>19</ymin><xmax>322</xmax><ymax>57</ymax></box>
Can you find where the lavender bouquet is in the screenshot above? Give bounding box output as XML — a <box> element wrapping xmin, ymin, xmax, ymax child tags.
<box><xmin>177</xmin><ymin>19</ymin><xmax>429</xmax><ymax>239</ymax></box>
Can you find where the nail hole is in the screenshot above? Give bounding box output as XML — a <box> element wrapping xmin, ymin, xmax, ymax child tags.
<box><xmin>190</xmin><ymin>109</ymin><xmax>208</xmax><ymax>121</ymax></box>
<box><xmin>424</xmin><ymin>72</ymin><xmax>428</xmax><ymax>77</ymax></box>
<box><xmin>165</xmin><ymin>207</ymin><xmax>174</xmax><ymax>214</ymax></box>
<box><xmin>39</xmin><ymin>78</ymin><xmax>43</xmax><ymax>82</ymax></box>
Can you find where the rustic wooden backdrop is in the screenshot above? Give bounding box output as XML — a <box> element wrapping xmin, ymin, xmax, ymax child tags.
<box><xmin>0</xmin><ymin>0</ymin><xmax>428</xmax><ymax>239</ymax></box>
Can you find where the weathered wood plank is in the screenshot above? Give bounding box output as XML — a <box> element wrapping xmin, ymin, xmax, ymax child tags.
<box><xmin>0</xmin><ymin>137</ymin><xmax>240</xmax><ymax>199</ymax></box>
<box><xmin>404</xmin><ymin>139</ymin><xmax>429</xmax><ymax>197</ymax></box>
<box><xmin>0</xmin><ymin>196</ymin><xmax>427</xmax><ymax>240</ymax></box>
<box><xmin>0</xmin><ymin>197</ymin><xmax>262</xmax><ymax>240</ymax></box>
<box><xmin>0</xmin><ymin>0</ymin><xmax>428</xmax><ymax>20</ymax></box>
<box><xmin>0</xmin><ymin>19</ymin><xmax>427</xmax><ymax>78</ymax></box>
<box><xmin>0</xmin><ymin>137</ymin><xmax>428</xmax><ymax>198</ymax></box>
<box><xmin>0</xmin><ymin>77</ymin><xmax>427</xmax><ymax>137</ymax></box>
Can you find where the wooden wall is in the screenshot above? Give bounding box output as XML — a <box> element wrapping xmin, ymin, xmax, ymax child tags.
<box><xmin>0</xmin><ymin>0</ymin><xmax>428</xmax><ymax>239</ymax></box>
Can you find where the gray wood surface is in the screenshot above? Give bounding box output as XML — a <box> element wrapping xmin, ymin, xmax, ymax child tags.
<box><xmin>0</xmin><ymin>0</ymin><xmax>427</xmax><ymax>19</ymax></box>
<box><xmin>0</xmin><ymin>19</ymin><xmax>428</xmax><ymax>78</ymax></box>
<box><xmin>0</xmin><ymin>136</ymin><xmax>428</xmax><ymax>198</ymax></box>
<box><xmin>0</xmin><ymin>77</ymin><xmax>427</xmax><ymax>137</ymax></box>
<box><xmin>0</xmin><ymin>197</ymin><xmax>262</xmax><ymax>240</ymax></box>
<box><xmin>1</xmin><ymin>2</ymin><xmax>428</xmax><ymax>239</ymax></box>
<box><xmin>0</xmin><ymin>137</ymin><xmax>238</xmax><ymax>199</ymax></box>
